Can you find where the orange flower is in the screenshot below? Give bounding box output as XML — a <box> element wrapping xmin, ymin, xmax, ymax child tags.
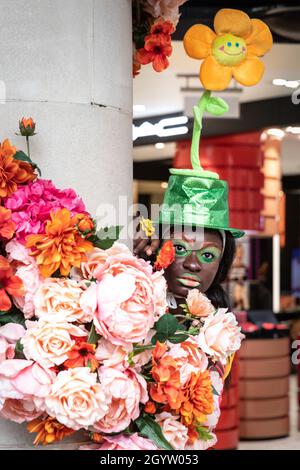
<box><xmin>137</xmin><ymin>33</ymin><xmax>172</xmax><ymax>72</ymax></box>
<box><xmin>144</xmin><ymin>401</ymin><xmax>156</xmax><ymax>414</ymax></box>
<box><xmin>73</xmin><ymin>213</ymin><xmax>95</xmax><ymax>235</ymax></box>
<box><xmin>154</xmin><ymin>240</ymin><xmax>175</xmax><ymax>270</ymax></box>
<box><xmin>0</xmin><ymin>255</ymin><xmax>24</xmax><ymax>311</ymax></box>
<box><xmin>27</xmin><ymin>415</ymin><xmax>75</xmax><ymax>446</ymax></box>
<box><xmin>19</xmin><ymin>117</ymin><xmax>36</xmax><ymax>136</ymax></box>
<box><xmin>0</xmin><ymin>139</ymin><xmax>36</xmax><ymax>197</ymax></box>
<box><xmin>150</xmin><ymin>342</ymin><xmax>183</xmax><ymax>409</ymax></box>
<box><xmin>184</xmin><ymin>8</ymin><xmax>273</xmax><ymax>90</ymax></box>
<box><xmin>150</xmin><ymin>18</ymin><xmax>175</xmax><ymax>36</ymax></box>
<box><xmin>64</xmin><ymin>340</ymin><xmax>99</xmax><ymax>371</ymax></box>
<box><xmin>26</xmin><ymin>208</ymin><xmax>94</xmax><ymax>277</ymax></box>
<box><xmin>0</xmin><ymin>206</ymin><xmax>15</xmax><ymax>240</ymax></box>
<box><xmin>176</xmin><ymin>370</ymin><xmax>214</xmax><ymax>427</ymax></box>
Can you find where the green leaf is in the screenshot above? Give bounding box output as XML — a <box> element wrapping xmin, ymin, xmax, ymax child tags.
<box><xmin>135</xmin><ymin>415</ymin><xmax>174</xmax><ymax>450</ymax></box>
<box><xmin>0</xmin><ymin>309</ymin><xmax>25</xmax><ymax>326</ymax></box>
<box><xmin>205</xmin><ymin>96</ymin><xmax>229</xmax><ymax>117</ymax></box>
<box><xmin>196</xmin><ymin>426</ymin><xmax>214</xmax><ymax>442</ymax></box>
<box><xmin>87</xmin><ymin>322</ymin><xmax>100</xmax><ymax>345</ymax></box>
<box><xmin>132</xmin><ymin>344</ymin><xmax>155</xmax><ymax>356</ymax></box>
<box><xmin>14</xmin><ymin>340</ymin><xmax>25</xmax><ymax>359</ymax></box>
<box><xmin>151</xmin><ymin>314</ymin><xmax>186</xmax><ymax>345</ymax></box>
<box><xmin>91</xmin><ymin>225</ymin><xmax>123</xmax><ymax>250</ymax></box>
<box><xmin>14</xmin><ymin>150</ymin><xmax>41</xmax><ymax>176</ymax></box>
<box><xmin>155</xmin><ymin>314</ymin><xmax>179</xmax><ymax>336</ymax></box>
<box><xmin>168</xmin><ymin>333</ymin><xmax>190</xmax><ymax>344</ymax></box>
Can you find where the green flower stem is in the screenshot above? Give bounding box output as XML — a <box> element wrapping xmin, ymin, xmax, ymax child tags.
<box><xmin>190</xmin><ymin>90</ymin><xmax>211</xmax><ymax>171</ymax></box>
<box><xmin>26</xmin><ymin>135</ymin><xmax>30</xmax><ymax>159</ymax></box>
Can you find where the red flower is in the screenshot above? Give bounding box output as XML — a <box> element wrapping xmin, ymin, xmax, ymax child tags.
<box><xmin>64</xmin><ymin>340</ymin><xmax>99</xmax><ymax>372</ymax></box>
<box><xmin>0</xmin><ymin>256</ymin><xmax>24</xmax><ymax>311</ymax></box>
<box><xmin>0</xmin><ymin>207</ymin><xmax>15</xmax><ymax>240</ymax></box>
<box><xmin>137</xmin><ymin>34</ymin><xmax>172</xmax><ymax>72</ymax></box>
<box><xmin>150</xmin><ymin>18</ymin><xmax>175</xmax><ymax>36</ymax></box>
<box><xmin>154</xmin><ymin>240</ymin><xmax>175</xmax><ymax>271</ymax></box>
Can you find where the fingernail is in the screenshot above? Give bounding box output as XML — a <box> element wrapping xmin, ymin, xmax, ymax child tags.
<box><xmin>146</xmin><ymin>249</ymin><xmax>152</xmax><ymax>256</ymax></box>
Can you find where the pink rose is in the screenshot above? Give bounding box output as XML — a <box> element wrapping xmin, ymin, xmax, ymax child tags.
<box><xmin>186</xmin><ymin>290</ymin><xmax>215</xmax><ymax>318</ymax></box>
<box><xmin>167</xmin><ymin>337</ymin><xmax>208</xmax><ymax>384</ymax></box>
<box><xmin>152</xmin><ymin>271</ymin><xmax>168</xmax><ymax>320</ymax></box>
<box><xmin>143</xmin><ymin>0</ymin><xmax>188</xmax><ymax>25</ymax></box>
<box><xmin>21</xmin><ymin>318</ymin><xmax>87</xmax><ymax>368</ymax></box>
<box><xmin>196</xmin><ymin>309</ymin><xmax>244</xmax><ymax>365</ymax></box>
<box><xmin>0</xmin><ymin>359</ymin><xmax>55</xmax><ymax>402</ymax></box>
<box><xmin>156</xmin><ymin>412</ymin><xmax>188</xmax><ymax>449</ymax></box>
<box><xmin>44</xmin><ymin>367</ymin><xmax>108</xmax><ymax>430</ymax></box>
<box><xmin>0</xmin><ymin>323</ymin><xmax>25</xmax><ymax>362</ymax></box>
<box><xmin>93</xmin><ymin>367</ymin><xmax>148</xmax><ymax>434</ymax></box>
<box><xmin>6</xmin><ymin>240</ymin><xmax>41</xmax><ymax>319</ymax></box>
<box><xmin>132</xmin><ymin>329</ymin><xmax>156</xmax><ymax>372</ymax></box>
<box><xmin>80</xmin><ymin>433</ymin><xmax>158</xmax><ymax>450</ymax></box>
<box><xmin>95</xmin><ymin>338</ymin><xmax>131</xmax><ymax>370</ymax></box>
<box><xmin>0</xmin><ymin>398</ymin><xmax>42</xmax><ymax>423</ymax></box>
<box><xmin>80</xmin><ymin>243</ymin><xmax>131</xmax><ymax>280</ymax></box>
<box><xmin>93</xmin><ymin>253</ymin><xmax>156</xmax><ymax>346</ymax></box>
<box><xmin>34</xmin><ymin>278</ymin><xmax>93</xmax><ymax>323</ymax></box>
<box><xmin>203</xmin><ymin>371</ymin><xmax>223</xmax><ymax>428</ymax></box>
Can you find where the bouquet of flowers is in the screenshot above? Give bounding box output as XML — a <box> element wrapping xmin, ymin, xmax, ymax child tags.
<box><xmin>0</xmin><ymin>119</ymin><xmax>243</xmax><ymax>450</ymax></box>
<box><xmin>132</xmin><ymin>0</ymin><xmax>188</xmax><ymax>76</ymax></box>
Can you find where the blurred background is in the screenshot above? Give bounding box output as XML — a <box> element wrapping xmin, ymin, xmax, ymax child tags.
<box><xmin>133</xmin><ymin>0</ymin><xmax>300</xmax><ymax>450</ymax></box>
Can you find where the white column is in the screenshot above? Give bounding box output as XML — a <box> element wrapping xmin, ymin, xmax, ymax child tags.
<box><xmin>0</xmin><ymin>0</ymin><xmax>132</xmax><ymax>449</ymax></box>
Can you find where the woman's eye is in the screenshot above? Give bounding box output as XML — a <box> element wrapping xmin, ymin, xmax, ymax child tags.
<box><xmin>174</xmin><ymin>244</ymin><xmax>187</xmax><ymax>255</ymax></box>
<box><xmin>199</xmin><ymin>252</ymin><xmax>216</xmax><ymax>263</ymax></box>
<box><xmin>203</xmin><ymin>252</ymin><xmax>214</xmax><ymax>260</ymax></box>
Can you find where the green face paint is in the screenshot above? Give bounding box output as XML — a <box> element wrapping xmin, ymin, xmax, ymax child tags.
<box><xmin>172</xmin><ymin>240</ymin><xmax>222</xmax><ymax>264</ymax></box>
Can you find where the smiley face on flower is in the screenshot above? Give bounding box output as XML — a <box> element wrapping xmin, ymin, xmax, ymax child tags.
<box><xmin>184</xmin><ymin>8</ymin><xmax>273</xmax><ymax>90</ymax></box>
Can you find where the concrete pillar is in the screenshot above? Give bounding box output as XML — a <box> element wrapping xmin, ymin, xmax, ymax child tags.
<box><xmin>0</xmin><ymin>0</ymin><xmax>132</xmax><ymax>449</ymax></box>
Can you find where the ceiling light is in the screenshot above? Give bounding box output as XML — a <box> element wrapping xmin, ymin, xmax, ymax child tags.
<box><xmin>272</xmin><ymin>78</ymin><xmax>286</xmax><ymax>86</ymax></box>
<box><xmin>286</xmin><ymin>126</ymin><xmax>300</xmax><ymax>134</ymax></box>
<box><xmin>155</xmin><ymin>143</ymin><xmax>165</xmax><ymax>149</ymax></box>
<box><xmin>285</xmin><ymin>81</ymin><xmax>299</xmax><ymax>89</ymax></box>
<box><xmin>161</xmin><ymin>182</ymin><xmax>168</xmax><ymax>189</ymax></box>
<box><xmin>266</xmin><ymin>128</ymin><xmax>285</xmax><ymax>138</ymax></box>
<box><xmin>133</xmin><ymin>104</ymin><xmax>146</xmax><ymax>113</ymax></box>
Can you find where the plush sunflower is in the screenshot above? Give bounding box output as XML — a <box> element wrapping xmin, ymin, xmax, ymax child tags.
<box><xmin>183</xmin><ymin>8</ymin><xmax>273</xmax><ymax>91</ymax></box>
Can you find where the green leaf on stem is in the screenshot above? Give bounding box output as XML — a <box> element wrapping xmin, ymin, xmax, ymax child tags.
<box><xmin>135</xmin><ymin>415</ymin><xmax>174</xmax><ymax>450</ymax></box>
<box><xmin>87</xmin><ymin>323</ymin><xmax>100</xmax><ymax>345</ymax></box>
<box><xmin>0</xmin><ymin>308</ymin><xmax>25</xmax><ymax>326</ymax></box>
<box><xmin>14</xmin><ymin>340</ymin><xmax>25</xmax><ymax>359</ymax></box>
<box><xmin>205</xmin><ymin>96</ymin><xmax>229</xmax><ymax>117</ymax></box>
<box><xmin>14</xmin><ymin>150</ymin><xmax>41</xmax><ymax>176</ymax></box>
<box><xmin>90</xmin><ymin>225</ymin><xmax>123</xmax><ymax>250</ymax></box>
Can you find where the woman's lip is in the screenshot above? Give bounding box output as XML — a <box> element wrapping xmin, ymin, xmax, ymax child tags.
<box><xmin>177</xmin><ymin>277</ymin><xmax>201</xmax><ymax>288</ymax></box>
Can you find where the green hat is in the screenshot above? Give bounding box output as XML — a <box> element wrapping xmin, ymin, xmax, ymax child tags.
<box><xmin>159</xmin><ymin>91</ymin><xmax>244</xmax><ymax>238</ymax></box>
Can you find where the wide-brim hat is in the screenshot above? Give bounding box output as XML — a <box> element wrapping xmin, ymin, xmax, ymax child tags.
<box><xmin>159</xmin><ymin>168</ymin><xmax>244</xmax><ymax>239</ymax></box>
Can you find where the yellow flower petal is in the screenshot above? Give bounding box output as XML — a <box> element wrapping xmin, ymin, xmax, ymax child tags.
<box><xmin>183</xmin><ymin>24</ymin><xmax>216</xmax><ymax>59</ymax></box>
<box><xmin>200</xmin><ymin>55</ymin><xmax>232</xmax><ymax>91</ymax></box>
<box><xmin>232</xmin><ymin>55</ymin><xmax>265</xmax><ymax>86</ymax></box>
<box><xmin>246</xmin><ymin>19</ymin><xmax>273</xmax><ymax>56</ymax></box>
<box><xmin>214</xmin><ymin>8</ymin><xmax>251</xmax><ymax>38</ymax></box>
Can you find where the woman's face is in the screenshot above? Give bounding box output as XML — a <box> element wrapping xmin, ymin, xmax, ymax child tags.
<box><xmin>164</xmin><ymin>228</ymin><xmax>223</xmax><ymax>299</ymax></box>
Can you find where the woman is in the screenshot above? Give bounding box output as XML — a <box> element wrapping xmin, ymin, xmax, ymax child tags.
<box><xmin>134</xmin><ymin>226</ymin><xmax>235</xmax><ymax>311</ymax></box>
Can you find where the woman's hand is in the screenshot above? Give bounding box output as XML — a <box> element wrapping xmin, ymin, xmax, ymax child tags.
<box><xmin>133</xmin><ymin>236</ymin><xmax>160</xmax><ymax>259</ymax></box>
